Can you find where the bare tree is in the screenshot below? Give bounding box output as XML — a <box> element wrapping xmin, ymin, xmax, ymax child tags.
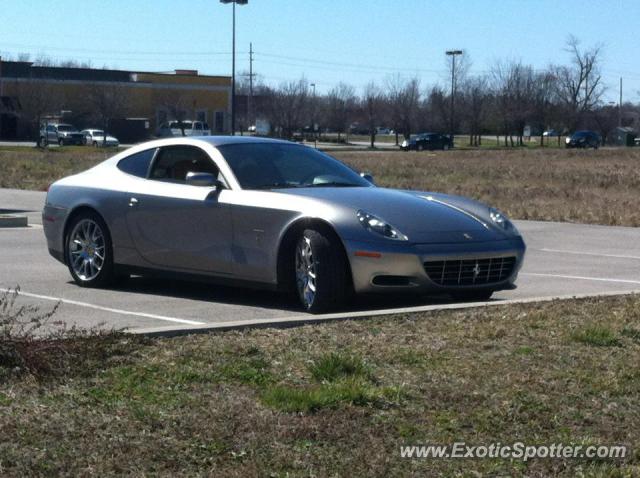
<box><xmin>325</xmin><ymin>83</ymin><xmax>356</xmax><ymax>142</ymax></box>
<box><xmin>460</xmin><ymin>76</ymin><xmax>489</xmax><ymax>146</ymax></box>
<box><xmin>589</xmin><ymin>105</ymin><xmax>618</xmax><ymax>145</ymax></box>
<box><xmin>156</xmin><ymin>89</ymin><xmax>193</xmax><ymax>136</ymax></box>
<box><xmin>553</xmin><ymin>35</ymin><xmax>605</xmax><ymax>130</ymax></box>
<box><xmin>531</xmin><ymin>71</ymin><xmax>557</xmax><ymax>146</ymax></box>
<box><xmin>491</xmin><ymin>61</ymin><xmax>537</xmax><ymax>146</ymax></box>
<box><xmin>86</xmin><ymin>84</ymin><xmax>129</xmax><ymax>146</ymax></box>
<box><xmin>264</xmin><ymin>78</ymin><xmax>310</xmax><ymax>139</ymax></box>
<box><xmin>14</xmin><ymin>80</ymin><xmax>62</xmax><ymax>144</ymax></box>
<box><xmin>362</xmin><ymin>82</ymin><xmax>383</xmax><ymax>148</ymax></box>
<box><xmin>386</xmin><ymin>75</ymin><xmax>421</xmax><ymax>143</ymax></box>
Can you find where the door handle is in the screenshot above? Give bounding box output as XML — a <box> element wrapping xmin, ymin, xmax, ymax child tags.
<box><xmin>128</xmin><ymin>197</ymin><xmax>139</xmax><ymax>207</ymax></box>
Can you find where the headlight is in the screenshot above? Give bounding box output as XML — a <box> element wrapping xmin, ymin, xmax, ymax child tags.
<box><xmin>401</xmin><ymin>140</ymin><xmax>407</xmax><ymax>147</ymax></box>
<box><xmin>565</xmin><ymin>137</ymin><xmax>571</xmax><ymax>144</ymax></box>
<box><xmin>357</xmin><ymin>210</ymin><xmax>408</xmax><ymax>241</ymax></box>
<box><xmin>489</xmin><ymin>208</ymin><xmax>519</xmax><ymax>235</ymax></box>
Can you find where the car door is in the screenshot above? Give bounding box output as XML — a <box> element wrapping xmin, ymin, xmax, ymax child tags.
<box><xmin>125</xmin><ymin>145</ymin><xmax>234</xmax><ymax>275</ymax></box>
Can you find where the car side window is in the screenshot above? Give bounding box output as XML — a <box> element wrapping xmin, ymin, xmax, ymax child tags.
<box><xmin>117</xmin><ymin>148</ymin><xmax>157</xmax><ymax>178</ymax></box>
<box><xmin>149</xmin><ymin>146</ymin><xmax>219</xmax><ymax>183</ymax></box>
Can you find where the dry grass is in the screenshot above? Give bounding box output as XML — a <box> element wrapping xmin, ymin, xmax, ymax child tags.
<box><xmin>1</xmin><ymin>295</ymin><xmax>640</xmax><ymax>476</ymax></box>
<box><xmin>2</xmin><ymin>145</ymin><xmax>640</xmax><ymax>226</ymax></box>
<box><xmin>334</xmin><ymin>148</ymin><xmax>640</xmax><ymax>226</ymax></box>
<box><xmin>0</xmin><ymin>146</ymin><xmax>115</xmax><ymax>191</ymax></box>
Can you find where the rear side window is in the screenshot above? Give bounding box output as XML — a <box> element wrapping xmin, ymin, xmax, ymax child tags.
<box><xmin>117</xmin><ymin>148</ymin><xmax>156</xmax><ymax>178</ymax></box>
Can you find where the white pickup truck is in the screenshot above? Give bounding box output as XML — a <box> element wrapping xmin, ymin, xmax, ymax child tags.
<box><xmin>168</xmin><ymin>120</ymin><xmax>211</xmax><ymax>137</ymax></box>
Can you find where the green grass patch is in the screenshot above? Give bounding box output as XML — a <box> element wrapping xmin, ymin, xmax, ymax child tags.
<box><xmin>572</xmin><ymin>325</ymin><xmax>621</xmax><ymax>347</ymax></box>
<box><xmin>261</xmin><ymin>379</ymin><xmax>403</xmax><ymax>413</ymax></box>
<box><xmin>308</xmin><ymin>352</ymin><xmax>370</xmax><ymax>382</ymax></box>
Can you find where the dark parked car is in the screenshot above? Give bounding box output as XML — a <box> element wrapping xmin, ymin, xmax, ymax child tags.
<box><xmin>565</xmin><ymin>130</ymin><xmax>601</xmax><ymax>149</ymax></box>
<box><xmin>401</xmin><ymin>133</ymin><xmax>453</xmax><ymax>151</ymax></box>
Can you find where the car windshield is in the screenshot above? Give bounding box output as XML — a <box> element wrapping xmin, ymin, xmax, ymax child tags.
<box><xmin>92</xmin><ymin>130</ymin><xmax>104</xmax><ymax>136</ymax></box>
<box><xmin>218</xmin><ymin>143</ymin><xmax>371</xmax><ymax>190</ymax></box>
<box><xmin>573</xmin><ymin>131</ymin><xmax>589</xmax><ymax>137</ymax></box>
<box><xmin>57</xmin><ymin>125</ymin><xmax>74</xmax><ymax>132</ymax></box>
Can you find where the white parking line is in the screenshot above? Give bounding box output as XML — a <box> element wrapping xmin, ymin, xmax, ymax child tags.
<box><xmin>521</xmin><ymin>272</ymin><xmax>640</xmax><ymax>285</ymax></box>
<box><xmin>0</xmin><ymin>288</ymin><xmax>206</xmax><ymax>326</ymax></box>
<box><xmin>537</xmin><ymin>248</ymin><xmax>640</xmax><ymax>260</ymax></box>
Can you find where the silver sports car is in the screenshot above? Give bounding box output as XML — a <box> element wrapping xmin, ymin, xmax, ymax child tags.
<box><xmin>43</xmin><ymin>136</ymin><xmax>526</xmax><ymax>312</ymax></box>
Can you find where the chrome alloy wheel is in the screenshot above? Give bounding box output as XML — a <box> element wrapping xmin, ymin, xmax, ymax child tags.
<box><xmin>295</xmin><ymin>236</ymin><xmax>317</xmax><ymax>308</ymax></box>
<box><xmin>68</xmin><ymin>219</ymin><xmax>106</xmax><ymax>281</ymax></box>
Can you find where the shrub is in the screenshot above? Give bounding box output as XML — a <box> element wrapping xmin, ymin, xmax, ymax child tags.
<box><xmin>1</xmin><ymin>287</ymin><xmax>139</xmax><ymax>380</ymax></box>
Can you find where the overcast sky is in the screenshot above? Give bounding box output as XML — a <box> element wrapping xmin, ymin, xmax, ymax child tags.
<box><xmin>1</xmin><ymin>0</ymin><xmax>638</xmax><ymax>101</ymax></box>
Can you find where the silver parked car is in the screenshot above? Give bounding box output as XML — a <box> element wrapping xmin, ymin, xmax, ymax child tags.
<box><xmin>39</xmin><ymin>123</ymin><xmax>85</xmax><ymax>146</ymax></box>
<box><xmin>43</xmin><ymin>137</ymin><xmax>526</xmax><ymax>312</ymax></box>
<box><xmin>81</xmin><ymin>129</ymin><xmax>120</xmax><ymax>147</ymax></box>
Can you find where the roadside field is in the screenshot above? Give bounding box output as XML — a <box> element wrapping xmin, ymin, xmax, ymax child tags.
<box><xmin>334</xmin><ymin>148</ymin><xmax>640</xmax><ymax>227</ymax></box>
<box><xmin>0</xmin><ymin>146</ymin><xmax>118</xmax><ymax>191</ymax></box>
<box><xmin>1</xmin><ymin>294</ymin><xmax>639</xmax><ymax>476</ymax></box>
<box><xmin>2</xmin><ymin>145</ymin><xmax>640</xmax><ymax>226</ymax></box>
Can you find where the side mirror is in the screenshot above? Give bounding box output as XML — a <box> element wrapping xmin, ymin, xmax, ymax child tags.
<box><xmin>360</xmin><ymin>172</ymin><xmax>375</xmax><ymax>184</ymax></box>
<box><xmin>186</xmin><ymin>171</ymin><xmax>218</xmax><ymax>187</ymax></box>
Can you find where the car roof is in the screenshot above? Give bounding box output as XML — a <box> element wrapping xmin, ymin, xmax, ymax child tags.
<box><xmin>190</xmin><ymin>136</ymin><xmax>294</xmax><ymax>147</ymax></box>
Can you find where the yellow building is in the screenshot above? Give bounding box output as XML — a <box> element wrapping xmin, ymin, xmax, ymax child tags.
<box><xmin>0</xmin><ymin>60</ymin><xmax>231</xmax><ymax>141</ymax></box>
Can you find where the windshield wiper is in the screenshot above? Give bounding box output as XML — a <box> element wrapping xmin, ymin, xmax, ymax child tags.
<box><xmin>305</xmin><ymin>182</ymin><xmax>360</xmax><ymax>188</ymax></box>
<box><xmin>254</xmin><ymin>182</ymin><xmax>302</xmax><ymax>190</ymax></box>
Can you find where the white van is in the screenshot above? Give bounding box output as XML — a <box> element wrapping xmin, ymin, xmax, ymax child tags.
<box><xmin>168</xmin><ymin>120</ymin><xmax>211</xmax><ymax>137</ymax></box>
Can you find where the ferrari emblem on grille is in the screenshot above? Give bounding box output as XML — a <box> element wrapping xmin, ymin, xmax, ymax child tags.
<box><xmin>463</xmin><ymin>233</ymin><xmax>473</xmax><ymax>240</ymax></box>
<box><xmin>472</xmin><ymin>262</ymin><xmax>481</xmax><ymax>279</ymax></box>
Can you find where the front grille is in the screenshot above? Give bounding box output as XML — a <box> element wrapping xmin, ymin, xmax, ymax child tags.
<box><xmin>424</xmin><ymin>256</ymin><xmax>516</xmax><ymax>286</ymax></box>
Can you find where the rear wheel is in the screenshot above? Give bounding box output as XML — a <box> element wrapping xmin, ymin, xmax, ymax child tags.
<box><xmin>443</xmin><ymin>143</ymin><xmax>450</xmax><ymax>151</ymax></box>
<box><xmin>295</xmin><ymin>229</ymin><xmax>349</xmax><ymax>313</ymax></box>
<box><xmin>65</xmin><ymin>211</ymin><xmax>115</xmax><ymax>287</ymax></box>
<box><xmin>417</xmin><ymin>143</ymin><xmax>424</xmax><ymax>151</ymax></box>
<box><xmin>451</xmin><ymin>290</ymin><xmax>493</xmax><ymax>302</ymax></box>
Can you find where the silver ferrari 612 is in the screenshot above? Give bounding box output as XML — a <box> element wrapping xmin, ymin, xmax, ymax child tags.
<box><xmin>43</xmin><ymin>136</ymin><xmax>526</xmax><ymax>313</ymax></box>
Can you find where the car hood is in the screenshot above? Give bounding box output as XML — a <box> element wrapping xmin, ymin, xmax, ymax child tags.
<box><xmin>278</xmin><ymin>186</ymin><xmax>511</xmax><ymax>243</ymax></box>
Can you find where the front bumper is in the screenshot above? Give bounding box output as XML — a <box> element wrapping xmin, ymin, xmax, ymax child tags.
<box><xmin>344</xmin><ymin>236</ymin><xmax>526</xmax><ymax>294</ymax></box>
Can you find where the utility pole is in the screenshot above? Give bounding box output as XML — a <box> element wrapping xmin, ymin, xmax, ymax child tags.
<box><xmin>619</xmin><ymin>77</ymin><xmax>622</xmax><ymax>127</ymax></box>
<box><xmin>310</xmin><ymin>82</ymin><xmax>316</xmax><ymax>148</ymax></box>
<box><xmin>249</xmin><ymin>42</ymin><xmax>254</xmax><ymax>129</ymax></box>
<box><xmin>445</xmin><ymin>50</ymin><xmax>463</xmax><ymax>143</ymax></box>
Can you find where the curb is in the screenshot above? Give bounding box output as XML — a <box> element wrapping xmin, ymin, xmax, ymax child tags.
<box><xmin>130</xmin><ymin>289</ymin><xmax>640</xmax><ymax>338</ymax></box>
<box><xmin>0</xmin><ymin>215</ymin><xmax>28</xmax><ymax>228</ymax></box>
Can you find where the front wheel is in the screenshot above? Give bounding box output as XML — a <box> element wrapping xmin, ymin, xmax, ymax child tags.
<box><xmin>443</xmin><ymin>143</ymin><xmax>450</xmax><ymax>151</ymax></box>
<box><xmin>295</xmin><ymin>229</ymin><xmax>350</xmax><ymax>313</ymax></box>
<box><xmin>65</xmin><ymin>212</ymin><xmax>115</xmax><ymax>287</ymax></box>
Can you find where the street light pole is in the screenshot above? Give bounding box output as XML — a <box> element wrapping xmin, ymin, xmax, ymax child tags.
<box><xmin>445</xmin><ymin>50</ymin><xmax>463</xmax><ymax>144</ymax></box>
<box><xmin>220</xmin><ymin>0</ymin><xmax>248</xmax><ymax>136</ymax></box>
<box><xmin>310</xmin><ymin>82</ymin><xmax>316</xmax><ymax>148</ymax></box>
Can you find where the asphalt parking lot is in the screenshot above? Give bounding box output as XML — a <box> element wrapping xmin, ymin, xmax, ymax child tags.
<box><xmin>2</xmin><ymin>189</ymin><xmax>640</xmax><ymax>335</ymax></box>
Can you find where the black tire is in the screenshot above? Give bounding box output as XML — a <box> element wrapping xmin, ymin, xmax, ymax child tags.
<box><xmin>38</xmin><ymin>136</ymin><xmax>47</xmax><ymax>148</ymax></box>
<box><xmin>417</xmin><ymin>143</ymin><xmax>424</xmax><ymax>151</ymax></box>
<box><xmin>450</xmin><ymin>290</ymin><xmax>493</xmax><ymax>302</ymax></box>
<box><xmin>58</xmin><ymin>138</ymin><xmax>64</xmax><ymax>146</ymax></box>
<box><xmin>443</xmin><ymin>143</ymin><xmax>450</xmax><ymax>151</ymax></box>
<box><xmin>295</xmin><ymin>228</ymin><xmax>350</xmax><ymax>313</ymax></box>
<box><xmin>65</xmin><ymin>211</ymin><xmax>116</xmax><ymax>288</ymax></box>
